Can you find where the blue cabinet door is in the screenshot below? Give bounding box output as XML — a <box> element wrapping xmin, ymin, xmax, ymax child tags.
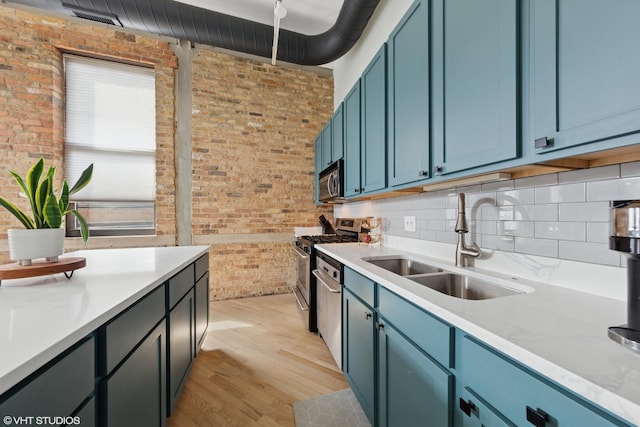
<box><xmin>531</xmin><ymin>0</ymin><xmax>640</xmax><ymax>154</ymax></box>
<box><xmin>321</xmin><ymin>121</ymin><xmax>332</xmax><ymax>169</ymax></box>
<box><xmin>387</xmin><ymin>0</ymin><xmax>430</xmax><ymax>187</ymax></box>
<box><xmin>314</xmin><ymin>134</ymin><xmax>322</xmax><ymax>203</ymax></box>
<box><xmin>343</xmin><ymin>288</ymin><xmax>376</xmax><ymax>424</ymax></box>
<box><xmin>361</xmin><ymin>45</ymin><xmax>387</xmax><ymax>194</ymax></box>
<box><xmin>432</xmin><ymin>0</ymin><xmax>519</xmax><ymax>174</ymax></box>
<box><xmin>344</xmin><ymin>81</ymin><xmax>362</xmax><ymax>197</ymax></box>
<box><xmin>332</xmin><ymin>103</ymin><xmax>344</xmax><ymax>162</ymax></box>
<box><xmin>378</xmin><ymin>319</ymin><xmax>452</xmax><ymax>427</ymax></box>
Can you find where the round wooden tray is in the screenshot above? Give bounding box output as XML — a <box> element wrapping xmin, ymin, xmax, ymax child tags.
<box><xmin>0</xmin><ymin>257</ymin><xmax>86</xmax><ymax>284</ymax></box>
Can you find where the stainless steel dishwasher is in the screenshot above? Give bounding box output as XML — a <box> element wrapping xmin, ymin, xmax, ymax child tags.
<box><xmin>312</xmin><ymin>251</ymin><xmax>343</xmax><ymax>370</ymax></box>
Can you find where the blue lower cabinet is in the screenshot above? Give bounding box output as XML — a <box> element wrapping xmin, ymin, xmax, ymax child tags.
<box><xmin>343</xmin><ymin>288</ymin><xmax>376</xmax><ymax>424</ymax></box>
<box><xmin>457</xmin><ymin>387</ymin><xmax>514</xmax><ymax>427</ymax></box>
<box><xmin>456</xmin><ymin>334</ymin><xmax>633</xmax><ymax>427</ymax></box>
<box><xmin>378</xmin><ymin>319</ymin><xmax>452</xmax><ymax>427</ymax></box>
<box><xmin>0</xmin><ymin>336</ymin><xmax>95</xmax><ymax>425</ymax></box>
<box><xmin>105</xmin><ymin>320</ymin><xmax>167</xmax><ymax>427</ymax></box>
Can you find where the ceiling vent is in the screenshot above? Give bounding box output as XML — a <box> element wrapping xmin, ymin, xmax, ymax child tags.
<box><xmin>62</xmin><ymin>3</ymin><xmax>123</xmax><ymax>27</ymax></box>
<box><xmin>12</xmin><ymin>0</ymin><xmax>380</xmax><ymax>65</ymax></box>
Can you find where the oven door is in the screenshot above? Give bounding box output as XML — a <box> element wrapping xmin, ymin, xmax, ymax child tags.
<box><xmin>292</xmin><ymin>244</ymin><xmax>310</xmax><ymax>311</ymax></box>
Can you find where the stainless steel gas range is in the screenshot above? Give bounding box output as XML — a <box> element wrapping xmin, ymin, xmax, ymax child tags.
<box><xmin>292</xmin><ymin>218</ymin><xmax>362</xmax><ymax>332</ymax></box>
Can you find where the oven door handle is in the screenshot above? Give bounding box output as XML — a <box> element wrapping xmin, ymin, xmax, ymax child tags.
<box><xmin>292</xmin><ymin>244</ymin><xmax>310</xmax><ymax>260</ymax></box>
<box><xmin>291</xmin><ymin>285</ymin><xmax>309</xmax><ymax>311</ymax></box>
<box><xmin>313</xmin><ymin>269</ymin><xmax>341</xmax><ymax>294</ymax></box>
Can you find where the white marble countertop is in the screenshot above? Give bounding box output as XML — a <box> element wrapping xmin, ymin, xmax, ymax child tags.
<box><xmin>0</xmin><ymin>246</ymin><xmax>210</xmax><ymax>395</ymax></box>
<box><xmin>316</xmin><ymin>242</ymin><xmax>640</xmax><ymax>425</ymax></box>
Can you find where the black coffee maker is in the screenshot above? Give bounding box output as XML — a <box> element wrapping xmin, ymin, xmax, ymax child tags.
<box><xmin>609</xmin><ymin>200</ymin><xmax>640</xmax><ymax>352</ymax></box>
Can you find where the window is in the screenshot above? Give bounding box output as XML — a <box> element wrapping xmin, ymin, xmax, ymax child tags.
<box><xmin>64</xmin><ymin>54</ymin><xmax>156</xmax><ymax>236</ymax></box>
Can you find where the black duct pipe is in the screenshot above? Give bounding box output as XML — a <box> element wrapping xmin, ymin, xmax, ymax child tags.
<box><xmin>12</xmin><ymin>0</ymin><xmax>381</xmax><ymax>65</ymax></box>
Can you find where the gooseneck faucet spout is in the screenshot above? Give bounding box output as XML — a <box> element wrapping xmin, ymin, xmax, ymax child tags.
<box><xmin>455</xmin><ymin>193</ymin><xmax>481</xmax><ymax>267</ymax></box>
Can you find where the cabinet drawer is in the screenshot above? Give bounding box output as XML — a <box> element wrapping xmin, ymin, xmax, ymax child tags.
<box><xmin>168</xmin><ymin>264</ymin><xmax>195</xmax><ymax>309</ymax></box>
<box><xmin>0</xmin><ymin>336</ymin><xmax>95</xmax><ymax>418</ymax></box>
<box><xmin>344</xmin><ymin>268</ymin><xmax>375</xmax><ymax>307</ymax></box>
<box><xmin>378</xmin><ymin>286</ymin><xmax>452</xmax><ymax>368</ymax></box>
<box><xmin>458</xmin><ymin>335</ymin><xmax>631</xmax><ymax>426</ymax></box>
<box><xmin>195</xmin><ymin>253</ymin><xmax>209</xmax><ymax>282</ymax></box>
<box><xmin>103</xmin><ymin>285</ymin><xmax>165</xmax><ymax>374</ymax></box>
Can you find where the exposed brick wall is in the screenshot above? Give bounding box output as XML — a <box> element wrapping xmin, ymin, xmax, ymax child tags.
<box><xmin>0</xmin><ymin>6</ymin><xmax>178</xmax><ymax>251</ymax></box>
<box><xmin>0</xmin><ymin>5</ymin><xmax>334</xmax><ymax>299</ymax></box>
<box><xmin>192</xmin><ymin>49</ymin><xmax>334</xmax><ymax>299</ymax></box>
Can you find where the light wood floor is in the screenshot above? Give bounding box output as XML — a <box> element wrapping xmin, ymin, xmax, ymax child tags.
<box><xmin>167</xmin><ymin>293</ymin><xmax>349</xmax><ymax>426</ymax></box>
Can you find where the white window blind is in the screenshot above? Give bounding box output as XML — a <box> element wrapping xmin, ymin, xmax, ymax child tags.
<box><xmin>64</xmin><ymin>54</ymin><xmax>156</xmax><ymax>202</ymax></box>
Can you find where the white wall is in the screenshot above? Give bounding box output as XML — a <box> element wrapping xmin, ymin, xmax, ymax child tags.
<box><xmin>332</xmin><ymin>0</ymin><xmax>414</xmax><ymax>109</ymax></box>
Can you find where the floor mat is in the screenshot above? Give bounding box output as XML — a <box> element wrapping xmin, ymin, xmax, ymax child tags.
<box><xmin>293</xmin><ymin>388</ymin><xmax>371</xmax><ymax>427</ymax></box>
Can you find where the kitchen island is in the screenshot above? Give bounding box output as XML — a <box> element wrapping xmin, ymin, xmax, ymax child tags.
<box><xmin>317</xmin><ymin>240</ymin><xmax>640</xmax><ymax>426</ymax></box>
<box><xmin>0</xmin><ymin>246</ymin><xmax>210</xmax><ymax>426</ymax></box>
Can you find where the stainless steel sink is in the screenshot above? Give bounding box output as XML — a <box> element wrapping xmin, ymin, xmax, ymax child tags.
<box><xmin>364</xmin><ymin>257</ymin><xmax>443</xmax><ymax>276</ymax></box>
<box><xmin>410</xmin><ymin>273</ymin><xmax>523</xmax><ymax>300</ymax></box>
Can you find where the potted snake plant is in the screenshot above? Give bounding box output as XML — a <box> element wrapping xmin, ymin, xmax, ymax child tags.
<box><xmin>0</xmin><ymin>158</ymin><xmax>93</xmax><ymax>265</ymax></box>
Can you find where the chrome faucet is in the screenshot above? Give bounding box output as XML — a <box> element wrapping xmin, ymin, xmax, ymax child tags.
<box><xmin>455</xmin><ymin>193</ymin><xmax>480</xmax><ymax>267</ymax></box>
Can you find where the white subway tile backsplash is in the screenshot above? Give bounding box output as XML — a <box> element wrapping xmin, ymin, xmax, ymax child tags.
<box><xmin>558</xmin><ymin>241</ymin><xmax>621</xmax><ymax>267</ymax></box>
<box><xmin>535</xmin><ymin>183</ymin><xmax>586</xmax><ymax>204</ymax></box>
<box><xmin>481</xmin><ymin>234</ymin><xmax>515</xmax><ymax>252</ymax></box>
<box><xmin>621</xmin><ymin>161</ymin><xmax>640</xmax><ymax>178</ymax></box>
<box><xmin>456</xmin><ymin>184</ymin><xmax>483</xmax><ymax>194</ymax></box>
<box><xmin>427</xmin><ymin>220</ymin><xmax>447</xmax><ymax>231</ymax></box>
<box><xmin>535</xmin><ymin>221</ymin><xmax>586</xmax><ymax>241</ymax></box>
<box><xmin>435</xmin><ymin>230</ymin><xmax>457</xmax><ymax>244</ymax></box>
<box><xmin>558</xmin><ymin>202</ymin><xmax>609</xmax><ymax>222</ymax></box>
<box><xmin>587</xmin><ymin>177</ymin><xmax>640</xmax><ymax>201</ymax></box>
<box><xmin>476</xmin><ymin>220</ymin><xmax>497</xmax><ymax>235</ymax></box>
<box><xmin>497</xmin><ymin>188</ymin><xmax>535</xmax><ymax>205</ymax></box>
<box><xmin>515</xmin><ymin>173</ymin><xmax>558</xmax><ymax>188</ymax></box>
<box><xmin>515</xmin><ymin>237</ymin><xmax>558</xmax><ymax>257</ymax></box>
<box><xmin>498</xmin><ymin>206</ymin><xmax>515</xmax><ymax>221</ymax></box>
<box><xmin>515</xmin><ymin>204</ymin><xmax>558</xmax><ymax>221</ymax></box>
<box><xmin>558</xmin><ymin>165</ymin><xmax>620</xmax><ymax>184</ymax></box>
<box><xmin>499</xmin><ymin>221</ymin><xmax>534</xmax><ymax>237</ymax></box>
<box><xmin>419</xmin><ymin>229</ymin><xmax>438</xmax><ymax>241</ymax></box>
<box><xmin>418</xmin><ymin>192</ymin><xmax>447</xmax><ymax>209</ymax></box>
<box><xmin>334</xmin><ymin>163</ymin><xmax>632</xmax><ymax>270</ymax></box>
<box><xmin>587</xmin><ymin>222</ymin><xmax>610</xmax><ymax>243</ymax></box>
<box><xmin>481</xmin><ymin>180</ymin><xmax>515</xmax><ymax>192</ymax></box>
<box><xmin>478</xmin><ymin>205</ymin><xmax>501</xmax><ymax>221</ymax></box>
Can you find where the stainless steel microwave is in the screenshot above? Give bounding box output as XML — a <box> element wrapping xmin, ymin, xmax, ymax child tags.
<box><xmin>318</xmin><ymin>159</ymin><xmax>344</xmax><ymax>203</ymax></box>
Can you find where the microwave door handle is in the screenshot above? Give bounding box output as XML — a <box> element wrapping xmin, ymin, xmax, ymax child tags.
<box><xmin>331</xmin><ymin>172</ymin><xmax>339</xmax><ymax>197</ymax></box>
<box><xmin>328</xmin><ymin>173</ymin><xmax>335</xmax><ymax>197</ymax></box>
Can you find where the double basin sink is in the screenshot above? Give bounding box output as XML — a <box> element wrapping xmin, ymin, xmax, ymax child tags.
<box><xmin>363</xmin><ymin>256</ymin><xmax>525</xmax><ymax>300</ymax></box>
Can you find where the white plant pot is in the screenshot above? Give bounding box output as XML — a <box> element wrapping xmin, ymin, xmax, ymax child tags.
<box><xmin>8</xmin><ymin>228</ymin><xmax>65</xmax><ymax>265</ymax></box>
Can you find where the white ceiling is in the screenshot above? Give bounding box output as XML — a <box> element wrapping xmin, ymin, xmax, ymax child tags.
<box><xmin>174</xmin><ymin>0</ymin><xmax>345</xmax><ymax>35</ymax></box>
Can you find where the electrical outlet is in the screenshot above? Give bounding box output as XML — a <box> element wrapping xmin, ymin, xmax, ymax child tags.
<box><xmin>404</xmin><ymin>216</ymin><xmax>416</xmax><ymax>232</ymax></box>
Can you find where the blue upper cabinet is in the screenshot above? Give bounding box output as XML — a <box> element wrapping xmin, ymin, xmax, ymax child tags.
<box><xmin>344</xmin><ymin>81</ymin><xmax>362</xmax><ymax>198</ymax></box>
<box><xmin>432</xmin><ymin>0</ymin><xmax>519</xmax><ymax>175</ymax></box>
<box><xmin>332</xmin><ymin>103</ymin><xmax>344</xmax><ymax>162</ymax></box>
<box><xmin>530</xmin><ymin>0</ymin><xmax>640</xmax><ymax>154</ymax></box>
<box><xmin>314</xmin><ymin>134</ymin><xmax>322</xmax><ymax>204</ymax></box>
<box><xmin>320</xmin><ymin>121</ymin><xmax>332</xmax><ymax>168</ymax></box>
<box><xmin>360</xmin><ymin>45</ymin><xmax>387</xmax><ymax>194</ymax></box>
<box><xmin>387</xmin><ymin>0</ymin><xmax>431</xmax><ymax>187</ymax></box>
